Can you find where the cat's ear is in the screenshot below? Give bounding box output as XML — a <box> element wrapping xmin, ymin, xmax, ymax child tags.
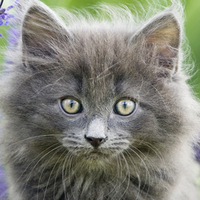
<box><xmin>130</xmin><ymin>10</ymin><xmax>181</xmax><ymax>73</ymax></box>
<box><xmin>22</xmin><ymin>2</ymin><xmax>72</xmax><ymax>62</ymax></box>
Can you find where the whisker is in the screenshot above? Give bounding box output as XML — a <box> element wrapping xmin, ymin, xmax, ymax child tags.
<box><xmin>119</xmin><ymin>152</ymin><xmax>131</xmax><ymax>199</ymax></box>
<box><xmin>40</xmin><ymin>145</ymin><xmax>65</xmax><ymax>200</ymax></box>
<box><xmin>53</xmin><ymin>148</ymin><xmax>68</xmax><ymax>199</ymax></box>
<box><xmin>62</xmin><ymin>150</ymin><xmax>74</xmax><ymax>199</ymax></box>
<box><xmin>24</xmin><ymin>145</ymin><xmax>63</xmax><ymax>195</ymax></box>
<box><xmin>122</xmin><ymin>151</ymin><xmax>141</xmax><ymax>200</ymax></box>
<box><xmin>16</xmin><ymin>143</ymin><xmax>59</xmax><ymax>184</ymax></box>
<box><xmin>125</xmin><ymin>146</ymin><xmax>151</xmax><ymax>198</ymax></box>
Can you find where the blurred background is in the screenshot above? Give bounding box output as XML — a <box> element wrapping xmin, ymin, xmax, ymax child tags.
<box><xmin>0</xmin><ymin>0</ymin><xmax>200</xmax><ymax>97</ymax></box>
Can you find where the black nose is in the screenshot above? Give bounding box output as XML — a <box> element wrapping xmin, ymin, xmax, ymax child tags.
<box><xmin>84</xmin><ymin>135</ymin><xmax>107</xmax><ymax>148</ymax></box>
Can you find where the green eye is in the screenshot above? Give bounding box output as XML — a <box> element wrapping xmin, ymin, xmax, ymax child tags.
<box><xmin>114</xmin><ymin>98</ymin><xmax>136</xmax><ymax>116</ymax></box>
<box><xmin>60</xmin><ymin>98</ymin><xmax>82</xmax><ymax>114</ymax></box>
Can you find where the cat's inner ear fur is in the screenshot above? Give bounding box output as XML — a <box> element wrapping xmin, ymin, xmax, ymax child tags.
<box><xmin>132</xmin><ymin>11</ymin><xmax>181</xmax><ymax>73</ymax></box>
<box><xmin>22</xmin><ymin>3</ymin><xmax>71</xmax><ymax>60</ymax></box>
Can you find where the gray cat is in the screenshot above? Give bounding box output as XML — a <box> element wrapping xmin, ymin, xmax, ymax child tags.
<box><xmin>0</xmin><ymin>0</ymin><xmax>199</xmax><ymax>199</ymax></box>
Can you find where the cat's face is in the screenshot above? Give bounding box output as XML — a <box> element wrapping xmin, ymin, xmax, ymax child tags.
<box><xmin>2</xmin><ymin>2</ymin><xmax>194</xmax><ymax>174</ymax></box>
<box><xmin>9</xmin><ymin>33</ymin><xmax>180</xmax><ymax>171</ymax></box>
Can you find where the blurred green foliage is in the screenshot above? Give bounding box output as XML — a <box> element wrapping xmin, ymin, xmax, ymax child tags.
<box><xmin>0</xmin><ymin>0</ymin><xmax>200</xmax><ymax>96</ymax></box>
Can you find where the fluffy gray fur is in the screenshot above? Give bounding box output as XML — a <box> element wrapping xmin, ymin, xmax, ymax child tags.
<box><xmin>0</xmin><ymin>0</ymin><xmax>199</xmax><ymax>199</ymax></box>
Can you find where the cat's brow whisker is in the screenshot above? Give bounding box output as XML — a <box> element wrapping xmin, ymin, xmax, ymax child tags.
<box><xmin>8</xmin><ymin>67</ymin><xmax>60</xmax><ymax>94</ymax></box>
<box><xmin>31</xmin><ymin>76</ymin><xmax>66</xmax><ymax>98</ymax></box>
<box><xmin>95</xmin><ymin>61</ymin><xmax>121</xmax><ymax>80</ymax></box>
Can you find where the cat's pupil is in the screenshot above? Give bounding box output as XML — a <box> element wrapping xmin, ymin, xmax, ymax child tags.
<box><xmin>122</xmin><ymin>101</ymin><xmax>127</xmax><ymax>109</ymax></box>
<box><xmin>70</xmin><ymin>100</ymin><xmax>74</xmax><ymax>108</ymax></box>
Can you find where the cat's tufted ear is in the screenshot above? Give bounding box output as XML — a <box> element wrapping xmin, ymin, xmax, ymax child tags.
<box><xmin>130</xmin><ymin>10</ymin><xmax>181</xmax><ymax>73</ymax></box>
<box><xmin>22</xmin><ymin>2</ymin><xmax>72</xmax><ymax>63</ymax></box>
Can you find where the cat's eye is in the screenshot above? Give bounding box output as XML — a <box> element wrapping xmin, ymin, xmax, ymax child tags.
<box><xmin>114</xmin><ymin>98</ymin><xmax>136</xmax><ymax>116</ymax></box>
<box><xmin>60</xmin><ymin>98</ymin><xmax>83</xmax><ymax>114</ymax></box>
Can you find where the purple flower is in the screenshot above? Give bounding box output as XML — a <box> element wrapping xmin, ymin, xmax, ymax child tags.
<box><xmin>0</xmin><ymin>7</ymin><xmax>14</xmax><ymax>25</ymax></box>
<box><xmin>0</xmin><ymin>3</ymin><xmax>15</xmax><ymax>37</ymax></box>
<box><xmin>0</xmin><ymin>8</ymin><xmax>5</xmax><ymax>24</ymax></box>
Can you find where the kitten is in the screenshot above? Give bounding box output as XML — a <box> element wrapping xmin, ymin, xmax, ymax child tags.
<box><xmin>0</xmin><ymin>0</ymin><xmax>199</xmax><ymax>199</ymax></box>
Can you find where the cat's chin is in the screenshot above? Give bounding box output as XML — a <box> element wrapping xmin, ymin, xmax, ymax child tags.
<box><xmin>71</xmin><ymin>148</ymin><xmax>118</xmax><ymax>167</ymax></box>
<box><xmin>84</xmin><ymin>149</ymin><xmax>110</xmax><ymax>161</ymax></box>
<box><xmin>71</xmin><ymin>151</ymin><xmax>118</xmax><ymax>174</ymax></box>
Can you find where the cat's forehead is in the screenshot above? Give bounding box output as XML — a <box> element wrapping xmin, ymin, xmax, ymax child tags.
<box><xmin>54</xmin><ymin>29</ymin><xmax>148</xmax><ymax>105</ymax></box>
<box><xmin>64</xmin><ymin>29</ymin><xmax>138</xmax><ymax>78</ymax></box>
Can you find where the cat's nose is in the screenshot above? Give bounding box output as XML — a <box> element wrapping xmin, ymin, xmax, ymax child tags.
<box><xmin>84</xmin><ymin>135</ymin><xmax>107</xmax><ymax>148</ymax></box>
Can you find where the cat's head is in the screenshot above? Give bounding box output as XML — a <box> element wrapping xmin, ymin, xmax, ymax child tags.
<box><xmin>1</xmin><ymin>1</ymin><xmax>199</xmax><ymax>173</ymax></box>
